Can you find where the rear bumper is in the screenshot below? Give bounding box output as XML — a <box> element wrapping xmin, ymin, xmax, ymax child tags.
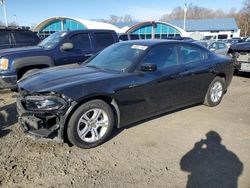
<box><xmin>232</xmin><ymin>52</ymin><xmax>250</xmax><ymax>72</ymax></box>
<box><xmin>0</xmin><ymin>75</ymin><xmax>17</xmax><ymax>89</ymax></box>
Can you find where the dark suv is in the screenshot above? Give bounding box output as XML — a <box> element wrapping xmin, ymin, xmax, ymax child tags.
<box><xmin>0</xmin><ymin>29</ymin><xmax>119</xmax><ymax>89</ymax></box>
<box><xmin>0</xmin><ymin>27</ymin><xmax>40</xmax><ymax>49</ymax></box>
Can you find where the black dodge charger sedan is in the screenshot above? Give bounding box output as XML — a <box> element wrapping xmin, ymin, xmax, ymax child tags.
<box><xmin>17</xmin><ymin>40</ymin><xmax>234</xmax><ymax>148</ymax></box>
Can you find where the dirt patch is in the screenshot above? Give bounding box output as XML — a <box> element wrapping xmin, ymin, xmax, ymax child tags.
<box><xmin>0</xmin><ymin>75</ymin><xmax>250</xmax><ymax>187</ymax></box>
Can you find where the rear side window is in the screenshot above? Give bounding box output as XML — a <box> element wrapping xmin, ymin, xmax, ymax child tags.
<box><xmin>69</xmin><ymin>33</ymin><xmax>91</xmax><ymax>51</ymax></box>
<box><xmin>0</xmin><ymin>31</ymin><xmax>9</xmax><ymax>44</ymax></box>
<box><xmin>180</xmin><ymin>45</ymin><xmax>208</xmax><ymax>64</ymax></box>
<box><xmin>94</xmin><ymin>32</ymin><xmax>115</xmax><ymax>50</ymax></box>
<box><xmin>13</xmin><ymin>31</ymin><xmax>35</xmax><ymax>43</ymax></box>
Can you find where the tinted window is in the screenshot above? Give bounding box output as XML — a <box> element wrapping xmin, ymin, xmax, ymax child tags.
<box><xmin>13</xmin><ymin>31</ymin><xmax>35</xmax><ymax>43</ymax></box>
<box><xmin>218</xmin><ymin>35</ymin><xmax>228</xmax><ymax>40</ymax></box>
<box><xmin>69</xmin><ymin>33</ymin><xmax>91</xmax><ymax>50</ymax></box>
<box><xmin>141</xmin><ymin>45</ymin><xmax>178</xmax><ymax>69</ymax></box>
<box><xmin>0</xmin><ymin>31</ymin><xmax>9</xmax><ymax>45</ymax></box>
<box><xmin>94</xmin><ymin>32</ymin><xmax>115</xmax><ymax>50</ymax></box>
<box><xmin>119</xmin><ymin>35</ymin><xmax>128</xmax><ymax>41</ymax></box>
<box><xmin>130</xmin><ymin>34</ymin><xmax>139</xmax><ymax>40</ymax></box>
<box><xmin>180</xmin><ymin>45</ymin><xmax>208</xmax><ymax>64</ymax></box>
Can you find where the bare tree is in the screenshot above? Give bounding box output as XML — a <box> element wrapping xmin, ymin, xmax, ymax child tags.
<box><xmin>237</xmin><ymin>0</ymin><xmax>250</xmax><ymax>36</ymax></box>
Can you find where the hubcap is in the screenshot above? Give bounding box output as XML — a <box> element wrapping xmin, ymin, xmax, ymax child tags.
<box><xmin>77</xmin><ymin>108</ymin><xmax>109</xmax><ymax>143</ymax></box>
<box><xmin>210</xmin><ymin>81</ymin><xmax>223</xmax><ymax>103</ymax></box>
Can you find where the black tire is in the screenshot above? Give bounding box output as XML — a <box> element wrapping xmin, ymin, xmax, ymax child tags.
<box><xmin>67</xmin><ymin>100</ymin><xmax>114</xmax><ymax>149</ymax></box>
<box><xmin>204</xmin><ymin>76</ymin><xmax>225</xmax><ymax>107</ymax></box>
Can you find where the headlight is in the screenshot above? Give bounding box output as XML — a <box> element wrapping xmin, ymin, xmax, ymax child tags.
<box><xmin>0</xmin><ymin>58</ymin><xmax>9</xmax><ymax>70</ymax></box>
<box><xmin>25</xmin><ymin>95</ymin><xmax>67</xmax><ymax>111</ymax></box>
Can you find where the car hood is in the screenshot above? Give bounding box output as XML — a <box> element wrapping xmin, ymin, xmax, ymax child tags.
<box><xmin>0</xmin><ymin>46</ymin><xmax>44</xmax><ymax>57</ymax></box>
<box><xmin>18</xmin><ymin>64</ymin><xmax>119</xmax><ymax>93</ymax></box>
<box><xmin>230</xmin><ymin>42</ymin><xmax>250</xmax><ymax>51</ymax></box>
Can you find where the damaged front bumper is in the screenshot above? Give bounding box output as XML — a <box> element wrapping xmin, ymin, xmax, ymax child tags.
<box><xmin>16</xmin><ymin>90</ymin><xmax>76</xmax><ymax>142</ymax></box>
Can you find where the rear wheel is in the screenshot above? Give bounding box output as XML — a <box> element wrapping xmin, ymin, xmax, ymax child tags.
<box><xmin>204</xmin><ymin>76</ymin><xmax>225</xmax><ymax>107</ymax></box>
<box><xmin>67</xmin><ymin>100</ymin><xmax>114</xmax><ymax>149</ymax></box>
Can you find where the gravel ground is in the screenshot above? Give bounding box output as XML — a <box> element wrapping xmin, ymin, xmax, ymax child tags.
<box><xmin>0</xmin><ymin>74</ymin><xmax>250</xmax><ymax>188</ymax></box>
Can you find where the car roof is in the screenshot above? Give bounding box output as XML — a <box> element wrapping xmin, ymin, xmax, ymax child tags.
<box><xmin>63</xmin><ymin>29</ymin><xmax>116</xmax><ymax>35</ymax></box>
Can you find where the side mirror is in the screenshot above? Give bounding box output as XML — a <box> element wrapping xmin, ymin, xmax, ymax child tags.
<box><xmin>140</xmin><ymin>63</ymin><xmax>157</xmax><ymax>72</ymax></box>
<box><xmin>209</xmin><ymin>48</ymin><xmax>216</xmax><ymax>52</ymax></box>
<box><xmin>60</xmin><ymin>43</ymin><xmax>74</xmax><ymax>51</ymax></box>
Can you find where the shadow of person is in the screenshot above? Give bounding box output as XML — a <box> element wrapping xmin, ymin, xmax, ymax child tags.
<box><xmin>180</xmin><ymin>131</ymin><xmax>243</xmax><ymax>188</ymax></box>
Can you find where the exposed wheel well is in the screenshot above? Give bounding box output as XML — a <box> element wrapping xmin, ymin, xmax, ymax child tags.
<box><xmin>17</xmin><ymin>65</ymin><xmax>50</xmax><ymax>80</ymax></box>
<box><xmin>63</xmin><ymin>96</ymin><xmax>120</xmax><ymax>142</ymax></box>
<box><xmin>216</xmin><ymin>73</ymin><xmax>226</xmax><ymax>80</ymax></box>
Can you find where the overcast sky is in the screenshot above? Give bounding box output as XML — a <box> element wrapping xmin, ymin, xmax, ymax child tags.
<box><xmin>0</xmin><ymin>0</ymin><xmax>244</xmax><ymax>26</ymax></box>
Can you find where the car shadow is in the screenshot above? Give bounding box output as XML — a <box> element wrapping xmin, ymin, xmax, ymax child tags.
<box><xmin>180</xmin><ymin>131</ymin><xmax>243</xmax><ymax>188</ymax></box>
<box><xmin>110</xmin><ymin>103</ymin><xmax>200</xmax><ymax>140</ymax></box>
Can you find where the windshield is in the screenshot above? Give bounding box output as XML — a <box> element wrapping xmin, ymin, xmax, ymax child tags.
<box><xmin>85</xmin><ymin>43</ymin><xmax>147</xmax><ymax>72</ymax></box>
<box><xmin>246</xmin><ymin>37</ymin><xmax>250</xmax><ymax>42</ymax></box>
<box><xmin>38</xmin><ymin>31</ymin><xmax>67</xmax><ymax>49</ymax></box>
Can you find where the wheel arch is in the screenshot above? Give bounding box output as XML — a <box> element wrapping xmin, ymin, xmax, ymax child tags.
<box><xmin>13</xmin><ymin>56</ymin><xmax>55</xmax><ymax>79</ymax></box>
<box><xmin>216</xmin><ymin>73</ymin><xmax>226</xmax><ymax>80</ymax></box>
<box><xmin>62</xmin><ymin>95</ymin><xmax>120</xmax><ymax>142</ymax></box>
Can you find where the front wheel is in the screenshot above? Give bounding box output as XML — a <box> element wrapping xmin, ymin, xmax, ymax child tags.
<box><xmin>204</xmin><ymin>76</ymin><xmax>225</xmax><ymax>107</ymax></box>
<box><xmin>67</xmin><ymin>100</ymin><xmax>114</xmax><ymax>149</ymax></box>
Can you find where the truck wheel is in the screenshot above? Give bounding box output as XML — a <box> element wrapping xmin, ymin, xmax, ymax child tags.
<box><xmin>204</xmin><ymin>76</ymin><xmax>225</xmax><ymax>107</ymax></box>
<box><xmin>67</xmin><ymin>100</ymin><xmax>114</xmax><ymax>149</ymax></box>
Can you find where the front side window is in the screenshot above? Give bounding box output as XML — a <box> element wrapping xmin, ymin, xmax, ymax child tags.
<box><xmin>141</xmin><ymin>45</ymin><xmax>178</xmax><ymax>69</ymax></box>
<box><xmin>69</xmin><ymin>33</ymin><xmax>91</xmax><ymax>51</ymax></box>
<box><xmin>209</xmin><ymin>43</ymin><xmax>218</xmax><ymax>50</ymax></box>
<box><xmin>180</xmin><ymin>45</ymin><xmax>208</xmax><ymax>64</ymax></box>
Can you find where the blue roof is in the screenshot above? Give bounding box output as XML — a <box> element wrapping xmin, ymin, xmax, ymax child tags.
<box><xmin>169</xmin><ymin>18</ymin><xmax>238</xmax><ymax>32</ymax></box>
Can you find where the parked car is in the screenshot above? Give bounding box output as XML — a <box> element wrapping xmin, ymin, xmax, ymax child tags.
<box><xmin>195</xmin><ymin>41</ymin><xmax>229</xmax><ymax>56</ymax></box>
<box><xmin>17</xmin><ymin>40</ymin><xmax>234</xmax><ymax>148</ymax></box>
<box><xmin>119</xmin><ymin>33</ymin><xmax>141</xmax><ymax>41</ymax></box>
<box><xmin>228</xmin><ymin>36</ymin><xmax>250</xmax><ymax>73</ymax></box>
<box><xmin>0</xmin><ymin>26</ymin><xmax>40</xmax><ymax>49</ymax></box>
<box><xmin>0</xmin><ymin>29</ymin><xmax>119</xmax><ymax>89</ymax></box>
